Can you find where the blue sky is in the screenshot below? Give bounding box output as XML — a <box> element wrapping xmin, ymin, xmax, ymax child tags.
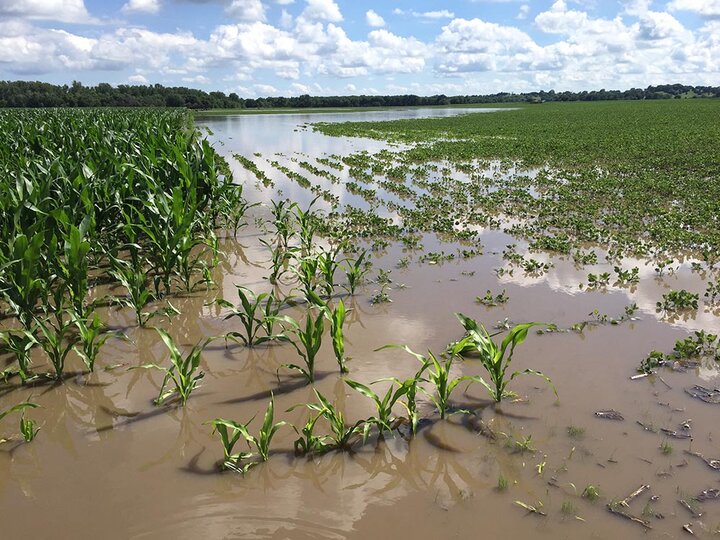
<box><xmin>0</xmin><ymin>0</ymin><xmax>718</xmax><ymax>97</ymax></box>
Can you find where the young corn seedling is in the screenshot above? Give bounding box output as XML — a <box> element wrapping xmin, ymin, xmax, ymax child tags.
<box><xmin>267</xmin><ymin>198</ymin><xmax>296</xmax><ymax>249</ymax></box>
<box><xmin>293</xmin><ymin>254</ymin><xmax>320</xmax><ymax>297</ymax></box>
<box><xmin>329</xmin><ymin>299</ymin><xmax>348</xmax><ymax>373</ymax></box>
<box><xmin>306</xmin><ymin>389</ymin><xmax>367</xmax><ymax>451</ymax></box>
<box><xmin>259</xmin><ymin>238</ymin><xmax>296</xmax><ymax>284</ymax></box>
<box><xmin>455</xmin><ymin>313</ymin><xmax>555</xmax><ymax>403</ymax></box>
<box><xmin>55</xmin><ymin>220</ymin><xmax>92</xmax><ymax>318</ymax></box>
<box><xmin>109</xmin><ymin>254</ymin><xmax>156</xmax><ymax>327</ymax></box>
<box><xmin>0</xmin><ymin>401</ymin><xmax>38</xmax><ymax>444</ymax></box>
<box><xmin>0</xmin><ymin>329</ymin><xmax>37</xmax><ymax>383</ymax></box>
<box><xmin>19</xmin><ymin>414</ymin><xmax>40</xmax><ymax>442</ymax></box>
<box><xmin>341</xmin><ymin>250</ymin><xmax>370</xmax><ymax>295</ymax></box>
<box><xmin>206</xmin><ymin>418</ymin><xmax>254</xmax><ymax>473</ymax></box>
<box><xmin>345</xmin><ymin>378</ymin><xmax>408</xmax><ymax>437</ymax></box>
<box><xmin>381</xmin><ymin>344</ymin><xmax>475</xmax><ymax>420</ymax></box>
<box><xmin>294</xmin><ymin>196</ymin><xmax>320</xmax><ymax>255</ymax></box>
<box><xmin>289</xmin><ymin>410</ymin><xmax>331</xmax><ymax>455</ymax></box>
<box><xmin>218</xmin><ymin>286</ymin><xmax>279</xmax><ymax>347</ymax></box>
<box><xmin>376</xmin><ymin>362</ymin><xmax>428</xmax><ymax>435</ymax></box>
<box><xmin>35</xmin><ymin>290</ymin><xmax>75</xmax><ymax>381</ymax></box>
<box><xmin>71</xmin><ymin>311</ymin><xmax>123</xmax><ymax>372</ymax></box>
<box><xmin>276</xmin><ymin>309</ymin><xmax>324</xmax><ymax>383</ymax></box>
<box><xmin>208</xmin><ymin>395</ymin><xmax>286</xmax><ymax>471</ymax></box>
<box><xmin>132</xmin><ymin>328</ymin><xmax>211</xmax><ymax>406</ymax></box>
<box><xmin>317</xmin><ymin>244</ymin><xmax>344</xmax><ymax>297</ymax></box>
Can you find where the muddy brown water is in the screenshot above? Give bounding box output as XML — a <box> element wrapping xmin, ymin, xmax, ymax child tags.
<box><xmin>2</xmin><ymin>109</ymin><xmax>719</xmax><ymax>539</ymax></box>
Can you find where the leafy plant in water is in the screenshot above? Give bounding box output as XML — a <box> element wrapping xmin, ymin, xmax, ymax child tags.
<box><xmin>276</xmin><ymin>309</ymin><xmax>324</xmax><ymax>383</ymax></box>
<box><xmin>302</xmin><ymin>389</ymin><xmax>368</xmax><ymax>451</ymax></box>
<box><xmin>476</xmin><ymin>289</ymin><xmax>509</xmax><ymax>307</ymax></box>
<box><xmin>342</xmin><ymin>250</ymin><xmax>370</xmax><ymax>295</ymax></box>
<box><xmin>0</xmin><ymin>329</ymin><xmax>37</xmax><ymax>382</ymax></box>
<box><xmin>132</xmin><ymin>328</ymin><xmax>211</xmax><ymax>406</ymax></box>
<box><xmin>454</xmin><ymin>313</ymin><xmax>554</xmax><ymax>403</ymax></box>
<box><xmin>218</xmin><ymin>286</ymin><xmax>280</xmax><ymax>347</ymax></box>
<box><xmin>71</xmin><ymin>311</ymin><xmax>122</xmax><ymax>372</ymax></box>
<box><xmin>0</xmin><ymin>401</ymin><xmax>38</xmax><ymax>444</ymax></box>
<box><xmin>656</xmin><ymin>289</ymin><xmax>699</xmax><ymax>312</ymax></box>
<box><xmin>345</xmin><ymin>378</ymin><xmax>408</xmax><ymax>436</ymax></box>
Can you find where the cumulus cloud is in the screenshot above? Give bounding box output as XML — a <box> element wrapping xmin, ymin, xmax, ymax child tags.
<box><xmin>0</xmin><ymin>0</ymin><xmax>95</xmax><ymax>24</ymax></box>
<box><xmin>302</xmin><ymin>0</ymin><xmax>342</xmax><ymax>22</ymax></box>
<box><xmin>121</xmin><ymin>0</ymin><xmax>161</xmax><ymax>14</ymax></box>
<box><xmin>668</xmin><ymin>0</ymin><xmax>720</xmax><ymax>17</ymax></box>
<box><xmin>366</xmin><ymin>9</ymin><xmax>385</xmax><ymax>27</ymax></box>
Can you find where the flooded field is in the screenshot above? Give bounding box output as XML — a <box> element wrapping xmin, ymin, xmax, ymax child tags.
<box><xmin>2</xmin><ymin>105</ymin><xmax>719</xmax><ymax>539</ymax></box>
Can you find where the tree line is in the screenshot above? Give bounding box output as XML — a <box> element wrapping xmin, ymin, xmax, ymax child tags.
<box><xmin>0</xmin><ymin>80</ymin><xmax>718</xmax><ymax>109</ymax></box>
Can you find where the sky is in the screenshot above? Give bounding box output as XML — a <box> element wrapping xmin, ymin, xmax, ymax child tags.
<box><xmin>0</xmin><ymin>0</ymin><xmax>718</xmax><ymax>97</ymax></box>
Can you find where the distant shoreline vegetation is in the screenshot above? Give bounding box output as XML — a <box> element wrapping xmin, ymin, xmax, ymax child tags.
<box><xmin>0</xmin><ymin>80</ymin><xmax>718</xmax><ymax>110</ymax></box>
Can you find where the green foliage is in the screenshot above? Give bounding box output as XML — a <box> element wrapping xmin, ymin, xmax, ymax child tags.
<box><xmin>132</xmin><ymin>328</ymin><xmax>211</xmax><ymax>406</ymax></box>
<box><xmin>656</xmin><ymin>289</ymin><xmax>699</xmax><ymax>312</ymax></box>
<box><xmin>219</xmin><ymin>286</ymin><xmax>281</xmax><ymax>347</ymax></box>
<box><xmin>454</xmin><ymin>313</ymin><xmax>554</xmax><ymax>403</ymax></box>
<box><xmin>276</xmin><ymin>309</ymin><xmax>325</xmax><ymax>383</ymax></box>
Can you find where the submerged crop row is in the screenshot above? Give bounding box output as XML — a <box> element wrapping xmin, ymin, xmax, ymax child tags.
<box><xmin>0</xmin><ymin>108</ymin><xmax>245</xmax><ymax>436</ymax></box>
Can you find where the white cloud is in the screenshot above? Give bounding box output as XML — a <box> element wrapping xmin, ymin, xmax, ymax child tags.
<box><xmin>302</xmin><ymin>0</ymin><xmax>342</xmax><ymax>22</ymax></box>
<box><xmin>517</xmin><ymin>4</ymin><xmax>530</xmax><ymax>19</ymax></box>
<box><xmin>0</xmin><ymin>0</ymin><xmax>94</xmax><ymax>24</ymax></box>
<box><xmin>226</xmin><ymin>0</ymin><xmax>266</xmax><ymax>21</ymax></box>
<box><xmin>417</xmin><ymin>10</ymin><xmax>455</xmax><ymax>19</ymax></box>
<box><xmin>122</xmin><ymin>0</ymin><xmax>160</xmax><ymax>14</ymax></box>
<box><xmin>366</xmin><ymin>9</ymin><xmax>385</xmax><ymax>27</ymax></box>
<box><xmin>129</xmin><ymin>74</ymin><xmax>148</xmax><ymax>83</ymax></box>
<box><xmin>668</xmin><ymin>0</ymin><xmax>720</xmax><ymax>17</ymax></box>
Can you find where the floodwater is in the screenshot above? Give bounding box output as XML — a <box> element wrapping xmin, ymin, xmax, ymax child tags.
<box><xmin>2</xmin><ymin>108</ymin><xmax>719</xmax><ymax>539</ymax></box>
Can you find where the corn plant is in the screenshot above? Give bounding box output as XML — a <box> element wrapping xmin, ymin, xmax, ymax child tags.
<box><xmin>455</xmin><ymin>313</ymin><xmax>555</xmax><ymax>403</ymax></box>
<box><xmin>293</xmin><ymin>254</ymin><xmax>320</xmax><ymax>296</ymax></box>
<box><xmin>317</xmin><ymin>244</ymin><xmax>344</xmax><ymax>297</ymax></box>
<box><xmin>35</xmin><ymin>291</ymin><xmax>75</xmax><ymax>381</ymax></box>
<box><xmin>0</xmin><ymin>233</ymin><xmax>49</xmax><ymax>329</ymax></box>
<box><xmin>276</xmin><ymin>309</ymin><xmax>324</xmax><ymax>383</ymax></box>
<box><xmin>375</xmin><ymin>362</ymin><xmax>429</xmax><ymax>435</ymax></box>
<box><xmin>0</xmin><ymin>401</ymin><xmax>38</xmax><ymax>444</ymax></box>
<box><xmin>208</xmin><ymin>395</ymin><xmax>286</xmax><ymax>471</ymax></box>
<box><xmin>206</xmin><ymin>418</ymin><xmax>254</xmax><ymax>473</ymax></box>
<box><xmin>342</xmin><ymin>250</ymin><xmax>370</xmax><ymax>295</ymax></box>
<box><xmin>294</xmin><ymin>196</ymin><xmax>320</xmax><ymax>255</ymax></box>
<box><xmin>218</xmin><ymin>286</ymin><xmax>281</xmax><ymax>347</ymax></box>
<box><xmin>289</xmin><ymin>409</ymin><xmax>331</xmax><ymax>455</ymax></box>
<box><xmin>109</xmin><ymin>255</ymin><xmax>155</xmax><ymax>327</ymax></box>
<box><xmin>298</xmin><ymin>389</ymin><xmax>367</xmax><ymax>451</ymax></box>
<box><xmin>384</xmin><ymin>344</ymin><xmax>476</xmax><ymax>419</ymax></box>
<box><xmin>267</xmin><ymin>199</ymin><xmax>296</xmax><ymax>249</ymax></box>
<box><xmin>19</xmin><ymin>414</ymin><xmax>40</xmax><ymax>442</ymax></box>
<box><xmin>71</xmin><ymin>311</ymin><xmax>122</xmax><ymax>372</ymax></box>
<box><xmin>260</xmin><ymin>238</ymin><xmax>296</xmax><ymax>284</ymax></box>
<box><xmin>345</xmin><ymin>379</ymin><xmax>408</xmax><ymax>436</ymax></box>
<box><xmin>54</xmin><ymin>220</ymin><xmax>92</xmax><ymax>318</ymax></box>
<box><xmin>132</xmin><ymin>328</ymin><xmax>211</xmax><ymax>406</ymax></box>
<box><xmin>0</xmin><ymin>329</ymin><xmax>37</xmax><ymax>382</ymax></box>
<box><xmin>329</xmin><ymin>299</ymin><xmax>348</xmax><ymax>373</ymax></box>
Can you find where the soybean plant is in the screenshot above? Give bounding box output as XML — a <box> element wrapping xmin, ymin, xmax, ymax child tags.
<box><xmin>132</xmin><ymin>328</ymin><xmax>211</xmax><ymax>406</ymax></box>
